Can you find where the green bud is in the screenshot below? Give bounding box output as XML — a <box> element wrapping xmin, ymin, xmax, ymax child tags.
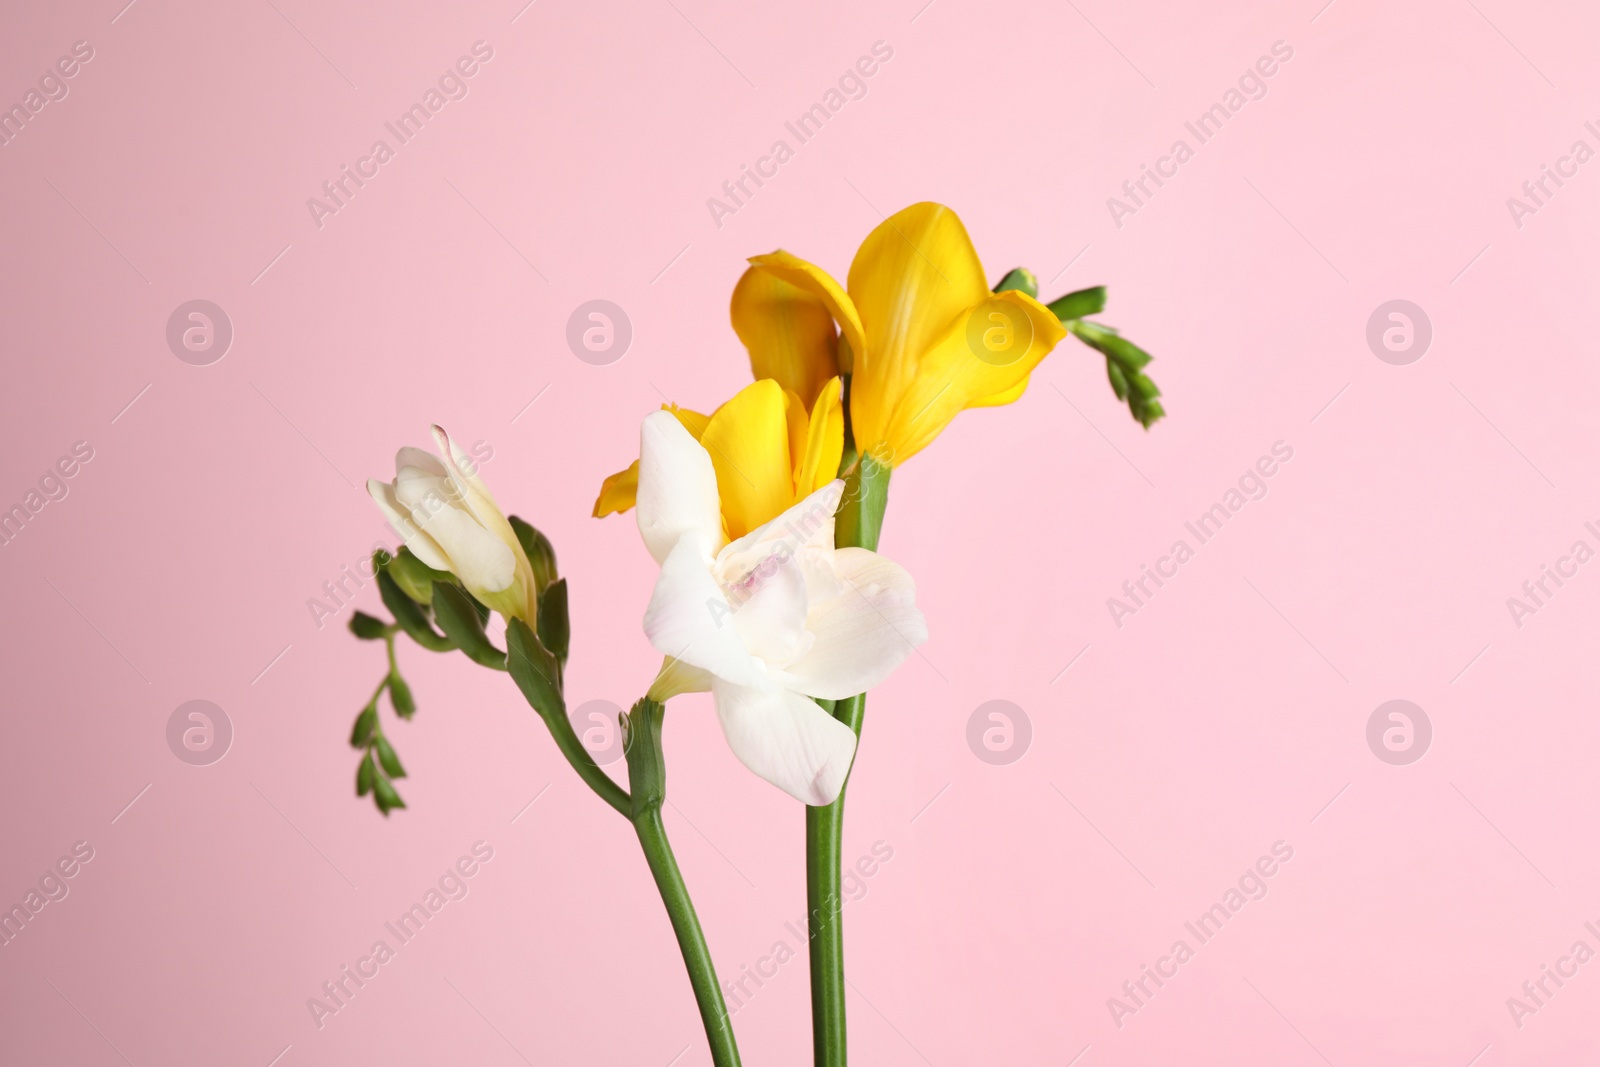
<box><xmin>1047</xmin><ymin>286</ymin><xmax>1107</xmax><ymax>322</ymax></box>
<box><xmin>432</xmin><ymin>583</ymin><xmax>507</xmax><ymax>670</ymax></box>
<box><xmin>386</xmin><ymin>548</ymin><xmax>445</xmax><ymax>605</ymax></box>
<box><xmin>509</xmin><ymin>516</ymin><xmax>559</xmax><ymax>592</ymax></box>
<box><xmin>356</xmin><ymin>752</ymin><xmax>376</xmax><ymax>796</ymax></box>
<box><xmin>350</xmin><ymin>705</ymin><xmax>377</xmax><ymax>748</ymax></box>
<box><xmin>993</xmin><ymin>267</ymin><xmax>1039</xmax><ymax>299</ymax></box>
<box><xmin>373</xmin><ymin>774</ymin><xmax>405</xmax><ymax>815</ymax></box>
<box><xmin>348</xmin><ymin>612</ymin><xmax>389</xmax><ymax>640</ymax></box>
<box><xmin>1106</xmin><ymin>360</ymin><xmax>1129</xmax><ymax>400</ymax></box>
<box><xmin>375</xmin><ymin>736</ymin><xmax>406</xmax><ymax>779</ymax></box>
<box><xmin>388</xmin><ymin>671</ymin><xmax>416</xmax><ymax>718</ymax></box>
<box><xmin>378</xmin><ymin>571</ymin><xmax>454</xmax><ymax>652</ymax></box>
<box><xmin>537</xmin><ymin>578</ymin><xmax>570</xmax><ymax>663</ymax></box>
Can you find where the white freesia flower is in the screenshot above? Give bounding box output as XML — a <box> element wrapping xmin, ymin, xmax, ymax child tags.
<box><xmin>636</xmin><ymin>411</ymin><xmax>928</xmax><ymax>805</ymax></box>
<box><xmin>367</xmin><ymin>425</ymin><xmax>535</xmax><ymax>622</ymax></box>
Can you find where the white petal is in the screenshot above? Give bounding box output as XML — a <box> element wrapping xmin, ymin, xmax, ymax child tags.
<box><xmin>394</xmin><ymin>446</ymin><xmax>447</xmax><ymax>479</ymax></box>
<box><xmin>430</xmin><ymin>427</ymin><xmax>508</xmax><ymax>534</ymax></box>
<box><xmin>642</xmin><ymin>533</ymin><xmax>768</xmax><ymax>688</ymax></box>
<box><xmin>636</xmin><ymin>411</ymin><xmax>724</xmax><ymax>566</ymax></box>
<box><xmin>717</xmin><ymin>479</ymin><xmax>842</xmax><ymax>577</ymax></box>
<box><xmin>368</xmin><ymin>478</ymin><xmax>451</xmax><ymax>572</ymax></box>
<box><xmin>779</xmin><ymin>547</ymin><xmax>927</xmax><ymax>700</ymax></box>
<box><xmin>727</xmin><ymin>543</ymin><xmax>811</xmax><ymax>667</ymax></box>
<box><xmin>712</xmin><ymin>678</ymin><xmax>858</xmax><ymax>805</ymax></box>
<box><xmin>395</xmin><ymin>475</ymin><xmax>517</xmax><ymax>594</ymax></box>
<box><xmin>430</xmin><ymin>426</ymin><xmax>529</xmax><ymax>575</ymax></box>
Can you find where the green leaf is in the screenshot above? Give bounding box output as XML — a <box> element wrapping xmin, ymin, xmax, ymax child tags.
<box><xmin>350</xmin><ymin>705</ymin><xmax>377</xmax><ymax>748</ymax></box>
<box><xmin>509</xmin><ymin>516</ymin><xmax>559</xmax><ymax>592</ymax></box>
<box><xmin>356</xmin><ymin>752</ymin><xmax>376</xmax><ymax>796</ymax></box>
<box><xmin>537</xmin><ymin>578</ymin><xmax>570</xmax><ymax>663</ymax></box>
<box><xmin>348</xmin><ymin>611</ymin><xmax>389</xmax><ymax>640</ymax></box>
<box><xmin>388</xmin><ymin>671</ymin><xmax>416</xmax><ymax>718</ymax></box>
<box><xmin>1047</xmin><ymin>286</ymin><xmax>1107</xmax><ymax>321</ymax></box>
<box><xmin>992</xmin><ymin>267</ymin><xmax>1038</xmax><ymax>299</ymax></box>
<box><xmin>378</xmin><ymin>571</ymin><xmax>454</xmax><ymax>652</ymax></box>
<box><xmin>374</xmin><ymin>736</ymin><xmax>406</xmax><ymax>778</ymax></box>
<box><xmin>373</xmin><ymin>774</ymin><xmax>405</xmax><ymax>815</ymax></box>
<box><xmin>506</xmin><ymin>618</ymin><xmax>564</xmax><ymax>722</ymax></box>
<box><xmin>432</xmin><ymin>582</ymin><xmax>507</xmax><ymax>670</ymax></box>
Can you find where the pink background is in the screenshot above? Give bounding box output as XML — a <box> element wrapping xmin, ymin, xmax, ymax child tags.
<box><xmin>3</xmin><ymin>0</ymin><xmax>1599</xmax><ymax>1064</ymax></box>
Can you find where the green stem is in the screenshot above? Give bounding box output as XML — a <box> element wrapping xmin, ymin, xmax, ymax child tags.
<box><xmin>806</xmin><ymin>693</ymin><xmax>864</xmax><ymax>1066</ymax></box>
<box><xmin>807</xmin><ymin>452</ymin><xmax>891</xmax><ymax>1067</ymax></box>
<box><xmin>545</xmin><ymin>698</ymin><xmax>632</xmax><ymax>819</ymax></box>
<box><xmin>625</xmin><ymin>699</ymin><xmax>742</xmax><ymax>1067</ymax></box>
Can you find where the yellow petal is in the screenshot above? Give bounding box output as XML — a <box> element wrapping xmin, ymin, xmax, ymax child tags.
<box><xmin>876</xmin><ymin>290</ymin><xmax>1066</xmax><ymax>464</ymax></box>
<box><xmin>783</xmin><ymin>388</ymin><xmax>810</xmax><ymax>483</ymax></box>
<box><xmin>592</xmin><ymin>405</ymin><xmax>711</xmax><ymax>518</ymax></box>
<box><xmin>747</xmin><ymin>250</ymin><xmax>867</xmax><ymax>369</ymax></box>
<box><xmin>968</xmin><ymin>375</ymin><xmax>1031</xmax><ymax>409</ymax></box>
<box><xmin>593</xmin><ymin>460</ymin><xmax>640</xmax><ymax>518</ymax></box>
<box><xmin>698</xmin><ymin>379</ymin><xmax>794</xmax><ymax>540</ymax></box>
<box><xmin>666</xmin><ymin>404</ymin><xmax>712</xmax><ymax>440</ymax></box>
<box><xmin>795</xmin><ymin>377</ymin><xmax>844</xmax><ymax>495</ymax></box>
<box><xmin>846</xmin><ymin>203</ymin><xmax>991</xmax><ymax>456</ymax></box>
<box><xmin>731</xmin><ymin>265</ymin><xmax>840</xmax><ymax>409</ymax></box>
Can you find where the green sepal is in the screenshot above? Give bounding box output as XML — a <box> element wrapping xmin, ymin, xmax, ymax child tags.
<box><xmin>506</xmin><ymin>618</ymin><xmax>564</xmax><ymax>722</ymax></box>
<box><xmin>373</xmin><ymin>774</ymin><xmax>405</xmax><ymax>815</ymax></box>
<box><xmin>356</xmin><ymin>751</ymin><xmax>376</xmax><ymax>796</ymax></box>
<box><xmin>350</xmin><ymin>705</ymin><xmax>377</xmax><ymax>748</ymax></box>
<box><xmin>388</xmin><ymin>671</ymin><xmax>416</xmax><ymax>718</ymax></box>
<box><xmin>509</xmin><ymin>516</ymin><xmax>558</xmax><ymax>592</ymax></box>
<box><xmin>374</xmin><ymin>736</ymin><xmax>406</xmax><ymax>779</ymax></box>
<box><xmin>537</xmin><ymin>578</ymin><xmax>570</xmax><ymax>663</ymax></box>
<box><xmin>432</xmin><ymin>582</ymin><xmax>507</xmax><ymax>670</ymax></box>
<box><xmin>348</xmin><ymin>612</ymin><xmax>390</xmax><ymax>640</ymax></box>
<box><xmin>992</xmin><ymin>268</ymin><xmax>1038</xmax><ymax>299</ymax></box>
<box><xmin>378</xmin><ymin>571</ymin><xmax>454</xmax><ymax>652</ymax></box>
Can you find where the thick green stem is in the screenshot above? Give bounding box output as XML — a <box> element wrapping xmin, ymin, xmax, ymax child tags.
<box><xmin>626</xmin><ymin>699</ymin><xmax>742</xmax><ymax>1067</ymax></box>
<box><xmin>807</xmin><ymin>452</ymin><xmax>891</xmax><ymax>1067</ymax></box>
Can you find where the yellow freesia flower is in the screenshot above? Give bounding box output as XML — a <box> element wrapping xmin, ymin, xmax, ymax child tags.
<box><xmin>730</xmin><ymin>201</ymin><xmax>1066</xmax><ymax>466</ymax></box>
<box><xmin>593</xmin><ymin>377</ymin><xmax>844</xmax><ymax>541</ymax></box>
